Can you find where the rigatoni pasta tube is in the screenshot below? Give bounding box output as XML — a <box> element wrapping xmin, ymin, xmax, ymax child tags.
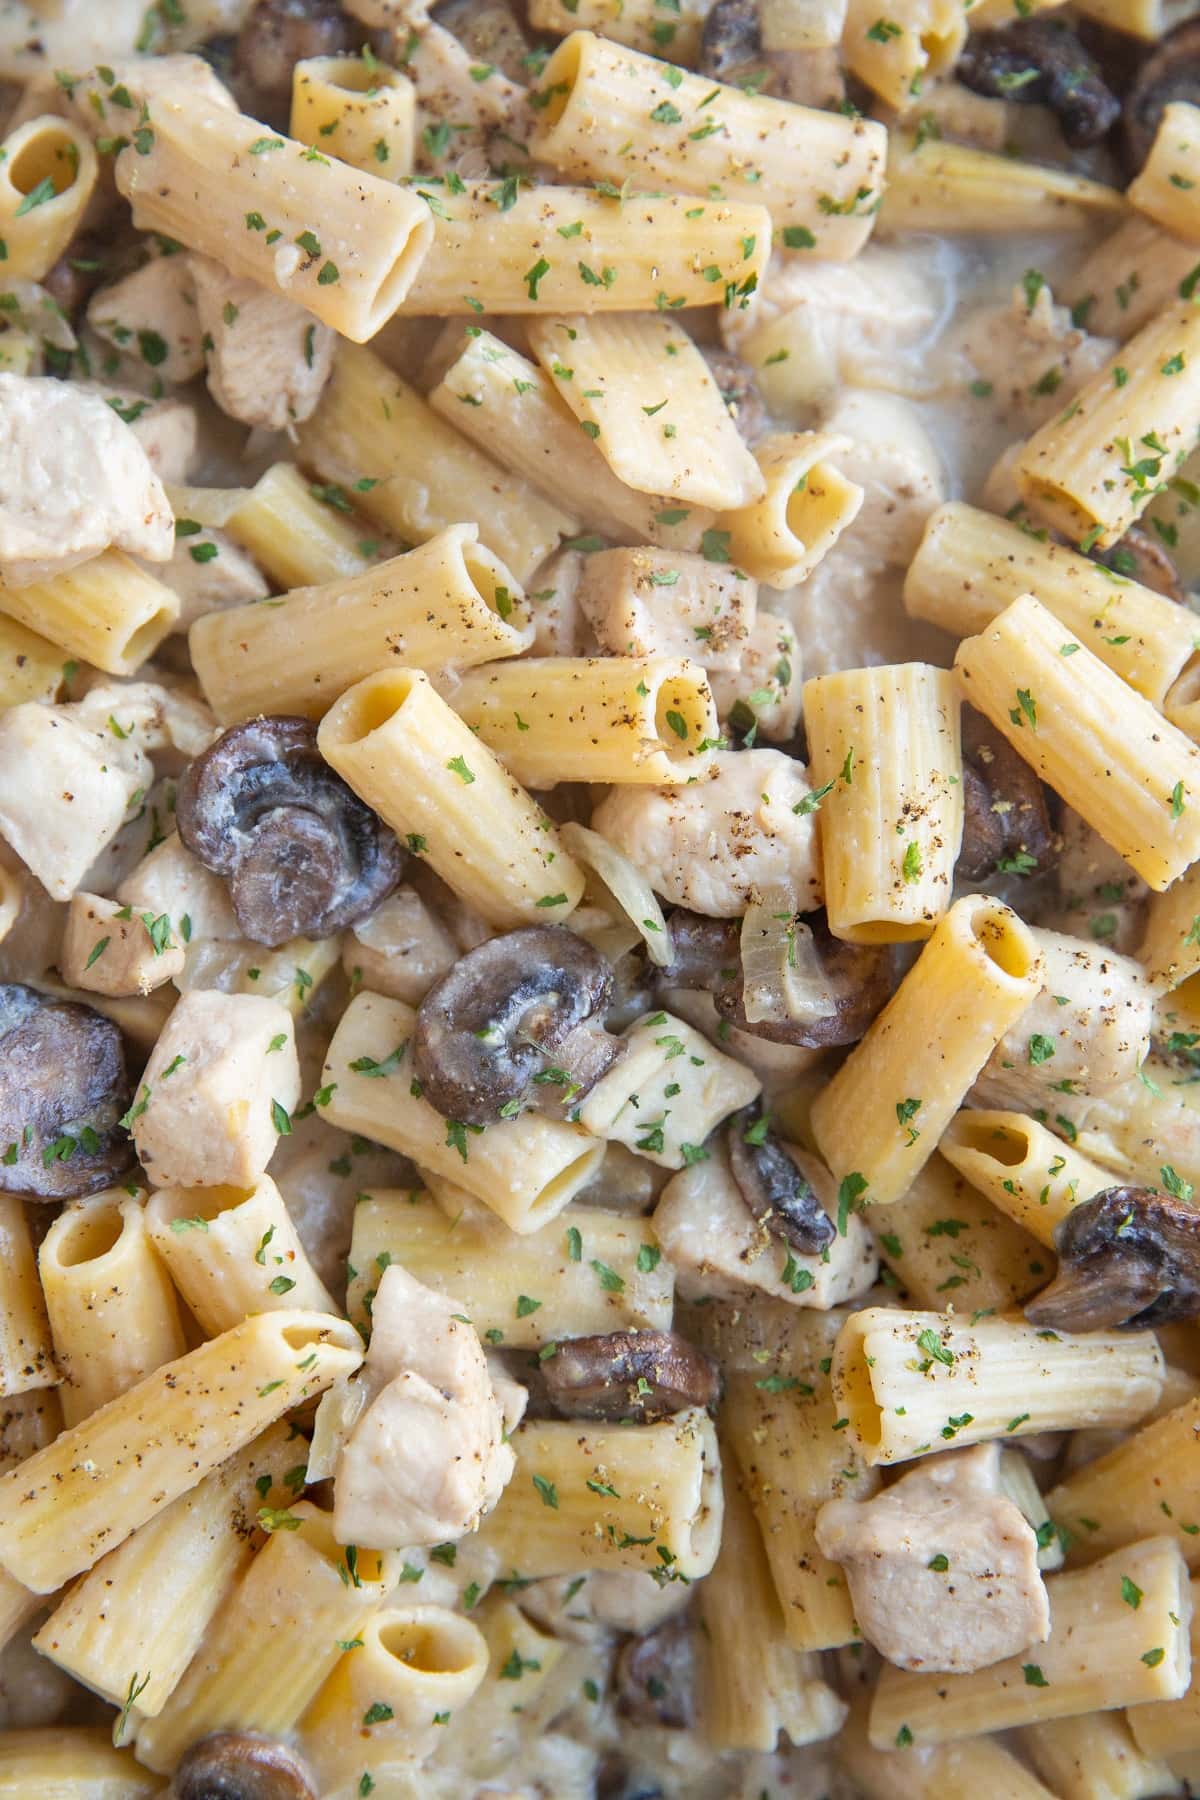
<box><xmin>1126</xmin><ymin>1579</ymin><xmax>1200</xmax><ymax>1757</ymax></box>
<box><xmin>144</xmin><ymin>1174</ymin><xmax>337</xmax><ymax>1335</ymax></box>
<box><xmin>1046</xmin><ymin>1396</ymin><xmax>1200</xmax><ymax>1570</ymax></box>
<box><xmin>1129</xmin><ymin>103</ymin><xmax>1200</xmax><ymax>244</ymax></box>
<box><xmin>719</xmin><ymin>431</ymin><xmax>863</xmax><ymax>587</ymax></box>
<box><xmin>290</xmin><ymin>53</ymin><xmax>415</xmax><ymax>180</ymax></box>
<box><xmin>1015</xmin><ymin>301</ymin><xmax>1200</xmax><ymax>548</ymax></box>
<box><xmin>529</xmin><ymin>31</ymin><xmax>886</xmax><ymax>260</ymax></box>
<box><xmin>879</xmin><ymin>134</ymin><xmax>1124</xmax><ymax>235</ymax></box>
<box><xmin>0</xmin><ymin>1309</ymin><xmax>362</xmax><ymax>1593</ymax></box>
<box><xmin>399</xmin><ymin>181</ymin><xmax>770</xmax><ymax>314</ymax></box>
<box><xmin>0</xmin><ymin>1195</ymin><xmax>53</xmax><ymax>1397</ymax></box>
<box><xmin>479</xmin><ymin>1409</ymin><xmax>722</xmax><ymax>1579</ymax></box>
<box><xmin>868</xmin><ymin>1537</ymin><xmax>1192</xmax><ymax>1747</ymax></box>
<box><xmin>0</xmin><ymin>116</ymin><xmax>97</xmax><ymax>281</ymax></box>
<box><xmin>0</xmin><ymin>1729</ymin><xmax>160</xmax><ymax>1798</ymax></box>
<box><xmin>134</xmin><ymin>1503</ymin><xmax>396</xmax><ymax>1773</ymax></box>
<box><xmin>802</xmin><ymin>663</ymin><xmax>962</xmax><ymax>942</ymax></box>
<box><xmin>831</xmin><ymin>1307</ymin><xmax>1163</xmax><ymax>1467</ymax></box>
<box><xmin>296</xmin><ymin>342</ymin><xmax>570</xmax><ymax>582</ymax></box>
<box><xmin>114</xmin><ymin>89</ymin><xmax>433</xmax><ymax>341</ymax></box>
<box><xmin>345</xmin><ymin>1189</ymin><xmax>672</xmax><ymax>1342</ymax></box>
<box><xmin>191</xmin><ymin>526</ymin><xmax>531</xmax><ymax>725</ymax></box>
<box><xmin>320</xmin><ymin>992</ymin><xmax>602</xmax><ymax>1231</ymax></box>
<box><xmin>905</xmin><ymin>501</ymin><xmax>1200</xmax><ymax>709</ymax></box>
<box><xmin>318</xmin><ymin>669</ymin><xmax>584</xmax><ymax>927</ymax></box>
<box><xmin>301</xmin><ymin>1605</ymin><xmax>489</xmax><ymax>1785</ymax></box>
<box><xmin>955</xmin><ymin>594</ymin><xmax>1200</xmax><ymax>891</ymax></box>
<box><xmin>32</xmin><ymin>1421</ymin><xmax>299</xmax><ymax>1717</ymax></box>
<box><xmin>810</xmin><ymin>895</ymin><xmax>1043</xmax><ymax>1206</ymax></box>
<box><xmin>224</xmin><ymin>463</ymin><xmax>374</xmax><ymax>590</ymax></box>
<box><xmin>937</xmin><ymin>1110</ymin><xmax>1114</xmax><ymax>1248</ymax></box>
<box><xmin>38</xmin><ymin>1191</ymin><xmax>186</xmax><ymax>1426</ymax></box>
<box><xmin>0</xmin><ymin>550</ymin><xmax>179</xmax><ymax>677</ymax></box>
<box><xmin>864</xmin><ymin>1149</ymin><xmax>1048</xmax><ymax>1311</ymax></box>
<box><xmin>447</xmin><ymin>656</ymin><xmax>717</xmax><ymax>787</ymax></box>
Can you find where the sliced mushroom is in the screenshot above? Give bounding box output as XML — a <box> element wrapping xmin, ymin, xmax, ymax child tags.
<box><xmin>957</xmin><ymin>19</ymin><xmax>1120</xmax><ymax>148</ymax></box>
<box><xmin>234</xmin><ymin>0</ymin><xmax>361</xmax><ymax>117</ymax></box>
<box><xmin>0</xmin><ymin>985</ymin><xmax>135</xmax><ymax>1200</ymax></box>
<box><xmin>541</xmin><ymin>1329</ymin><xmax>720</xmax><ymax>1421</ymax></box>
<box><xmin>1024</xmin><ymin>1185</ymin><xmax>1200</xmax><ymax>1332</ymax></box>
<box><xmin>958</xmin><ymin>707</ymin><xmax>1057</xmax><ymax>883</ymax></box>
<box><xmin>167</xmin><ymin>1732</ymin><xmax>317</xmax><ymax>1800</ymax></box>
<box><xmin>701</xmin><ymin>348</ymin><xmax>768</xmax><ymax>444</ymax></box>
<box><xmin>727</xmin><ymin>1109</ymin><xmax>836</xmax><ymax>1254</ymax></box>
<box><xmin>1090</xmin><ymin>524</ymin><xmax>1184</xmax><ymax>602</ymax></box>
<box><xmin>176</xmin><ymin>717</ymin><xmax>403</xmax><ymax>949</ymax></box>
<box><xmin>413</xmin><ymin>927</ymin><xmax>623</xmax><ymax>1125</ymax></box>
<box><xmin>1123</xmin><ymin>17</ymin><xmax>1200</xmax><ymax>172</ymax></box>
<box><xmin>614</xmin><ymin>1616</ymin><xmax>695</xmax><ymax>1728</ymax></box>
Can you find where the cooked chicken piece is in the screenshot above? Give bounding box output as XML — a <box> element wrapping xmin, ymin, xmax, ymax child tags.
<box><xmin>332</xmin><ymin>1263</ymin><xmax>515</xmax><ymax>1548</ymax></box>
<box><xmin>591</xmin><ymin>749</ymin><xmax>822</xmax><ymax>918</ymax></box>
<box><xmin>87</xmin><ymin>256</ymin><xmax>205</xmax><ymax>386</ymax></box>
<box><xmin>0</xmin><ymin>374</ymin><xmax>173</xmax><ymax>583</ymax></box>
<box><xmin>189</xmin><ymin>254</ymin><xmax>335</xmax><ymax>431</ymax></box>
<box><xmin>815</xmin><ymin>1442</ymin><xmax>1050</xmax><ymax>1673</ymax></box>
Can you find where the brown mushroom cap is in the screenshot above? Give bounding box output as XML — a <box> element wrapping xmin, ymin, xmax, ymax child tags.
<box><xmin>541</xmin><ymin>1328</ymin><xmax>721</xmax><ymax>1421</ymax></box>
<box><xmin>957</xmin><ymin>18</ymin><xmax>1120</xmax><ymax>147</ymax></box>
<box><xmin>0</xmin><ymin>985</ymin><xmax>135</xmax><ymax>1200</ymax></box>
<box><xmin>176</xmin><ymin>717</ymin><xmax>403</xmax><ymax>949</ymax></box>
<box><xmin>1024</xmin><ymin>1185</ymin><xmax>1200</xmax><ymax>1332</ymax></box>
<box><xmin>614</xmin><ymin>1616</ymin><xmax>695</xmax><ymax>1728</ymax></box>
<box><xmin>958</xmin><ymin>707</ymin><xmax>1056</xmax><ymax>884</ymax></box>
<box><xmin>167</xmin><ymin>1731</ymin><xmax>317</xmax><ymax>1800</ymax></box>
<box><xmin>233</xmin><ymin>0</ymin><xmax>362</xmax><ymax>118</ymax></box>
<box><xmin>1123</xmin><ymin>18</ymin><xmax>1200</xmax><ymax>172</ymax></box>
<box><xmin>727</xmin><ymin>1110</ymin><xmax>835</xmax><ymax>1254</ymax></box>
<box><xmin>413</xmin><ymin>926</ymin><xmax>623</xmax><ymax>1125</ymax></box>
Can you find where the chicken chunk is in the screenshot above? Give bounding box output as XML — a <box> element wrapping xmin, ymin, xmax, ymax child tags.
<box><xmin>131</xmin><ymin>988</ymin><xmax>300</xmax><ymax>1188</ymax></box>
<box><xmin>0</xmin><ymin>375</ymin><xmax>173</xmax><ymax>583</ymax></box>
<box><xmin>87</xmin><ymin>256</ymin><xmax>205</xmax><ymax>386</ymax></box>
<box><xmin>60</xmin><ymin>890</ymin><xmax>185</xmax><ymax>996</ymax></box>
<box><xmin>591</xmin><ymin>749</ymin><xmax>822</xmax><ymax>918</ymax></box>
<box><xmin>331</xmin><ymin>1263</ymin><xmax>515</xmax><ymax>1548</ymax></box>
<box><xmin>189</xmin><ymin>255</ymin><xmax>335</xmax><ymax>432</ymax></box>
<box><xmin>814</xmin><ymin>1442</ymin><xmax>1050</xmax><ymax>1673</ymax></box>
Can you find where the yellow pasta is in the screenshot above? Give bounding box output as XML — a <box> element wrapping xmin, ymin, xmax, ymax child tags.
<box><xmin>291</xmin><ymin>52</ymin><xmax>416</xmax><ymax>180</ymax></box>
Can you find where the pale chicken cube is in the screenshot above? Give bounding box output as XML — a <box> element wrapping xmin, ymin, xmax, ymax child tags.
<box><xmin>156</xmin><ymin>527</ymin><xmax>270</xmax><ymax>632</ymax></box>
<box><xmin>344</xmin><ymin>885</ymin><xmax>459</xmax><ymax>1005</ymax></box>
<box><xmin>0</xmin><ymin>699</ymin><xmax>150</xmax><ymax>900</ymax></box>
<box><xmin>331</xmin><ymin>1263</ymin><xmax>515</xmax><ymax>1549</ymax></box>
<box><xmin>817</xmin><ymin>389</ymin><xmax>946</xmax><ymax>567</ymax></box>
<box><xmin>131</xmin><ymin>989</ymin><xmax>300</xmax><ymax>1188</ymax></box>
<box><xmin>577</xmin><ymin>547</ymin><xmax>755</xmax><ymax>673</ymax></box>
<box><xmin>189</xmin><ymin>255</ymin><xmax>335</xmax><ymax>432</ymax></box>
<box><xmin>814</xmin><ymin>1442</ymin><xmax>1050</xmax><ymax>1674</ymax></box>
<box><xmin>85</xmin><ymin>385</ymin><xmax>199</xmax><ymax>485</ymax></box>
<box><xmin>61</xmin><ymin>890</ymin><xmax>185</xmax><ymax>996</ymax></box>
<box><xmin>590</xmin><ymin>749</ymin><xmax>822</xmax><ymax>917</ymax></box>
<box><xmin>0</xmin><ymin>374</ymin><xmax>173</xmax><ymax>583</ymax></box>
<box><xmin>708</xmin><ymin>611</ymin><xmax>802</xmax><ymax>743</ymax></box>
<box><xmin>117</xmin><ymin>832</ymin><xmax>240</xmax><ymax>944</ymax></box>
<box><xmin>87</xmin><ymin>256</ymin><xmax>205</xmax><ymax>386</ymax></box>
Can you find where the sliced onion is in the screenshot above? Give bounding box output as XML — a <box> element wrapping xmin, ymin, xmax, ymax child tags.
<box><xmin>560</xmin><ymin>821</ymin><xmax>674</xmax><ymax>968</ymax></box>
<box><xmin>0</xmin><ymin>281</ymin><xmax>76</xmax><ymax>351</ymax></box>
<box><xmin>740</xmin><ymin>885</ymin><xmax>837</xmax><ymax>1025</ymax></box>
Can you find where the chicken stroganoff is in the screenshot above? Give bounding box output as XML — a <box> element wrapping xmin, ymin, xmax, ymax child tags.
<box><xmin>0</xmin><ymin>0</ymin><xmax>1194</xmax><ymax>1795</ymax></box>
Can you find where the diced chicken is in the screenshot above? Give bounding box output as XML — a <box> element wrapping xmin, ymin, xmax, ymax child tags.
<box><xmin>83</xmin><ymin>384</ymin><xmax>199</xmax><ymax>484</ymax></box>
<box><xmin>950</xmin><ymin>279</ymin><xmax>1118</xmax><ymax>431</ymax></box>
<box><xmin>189</xmin><ymin>254</ymin><xmax>335</xmax><ymax>432</ymax></box>
<box><xmin>344</xmin><ymin>885</ymin><xmax>459</xmax><ymax>1005</ymax></box>
<box><xmin>814</xmin><ymin>1442</ymin><xmax>1050</xmax><ymax>1673</ymax></box>
<box><xmin>590</xmin><ymin>749</ymin><xmax>822</xmax><ymax>917</ymax></box>
<box><xmin>527</xmin><ymin>549</ymin><xmax>598</xmax><ymax>658</ymax></box>
<box><xmin>0</xmin><ymin>698</ymin><xmax>151</xmax><ymax>900</ymax></box>
<box><xmin>131</xmin><ymin>988</ymin><xmax>300</xmax><ymax>1188</ymax></box>
<box><xmin>60</xmin><ymin>890</ymin><xmax>185</xmax><ymax>995</ymax></box>
<box><xmin>155</xmin><ymin>527</ymin><xmax>270</xmax><ymax>632</ymax></box>
<box><xmin>577</xmin><ymin>547</ymin><xmax>755</xmax><ymax>673</ymax></box>
<box><xmin>653</xmin><ymin>1137</ymin><xmax>878</xmax><ymax>1307</ymax></box>
<box><xmin>117</xmin><ymin>831</ymin><xmax>240</xmax><ymax>945</ymax></box>
<box><xmin>332</xmin><ymin>1263</ymin><xmax>515</xmax><ymax>1548</ymax></box>
<box><xmin>87</xmin><ymin>256</ymin><xmax>205</xmax><ymax>386</ymax></box>
<box><xmin>708</xmin><ymin>611</ymin><xmax>802</xmax><ymax>743</ymax></box>
<box><xmin>0</xmin><ymin>374</ymin><xmax>173</xmax><ymax>583</ymax></box>
<box><xmin>817</xmin><ymin>389</ymin><xmax>946</xmax><ymax>567</ymax></box>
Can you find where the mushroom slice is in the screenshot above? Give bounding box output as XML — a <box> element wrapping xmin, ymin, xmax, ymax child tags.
<box><xmin>958</xmin><ymin>707</ymin><xmax>1056</xmax><ymax>883</ymax></box>
<box><xmin>957</xmin><ymin>18</ymin><xmax>1120</xmax><ymax>148</ymax></box>
<box><xmin>541</xmin><ymin>1328</ymin><xmax>720</xmax><ymax>1422</ymax></box>
<box><xmin>1123</xmin><ymin>17</ymin><xmax>1200</xmax><ymax>172</ymax></box>
<box><xmin>1024</xmin><ymin>1185</ymin><xmax>1200</xmax><ymax>1333</ymax></box>
<box><xmin>727</xmin><ymin>1109</ymin><xmax>836</xmax><ymax>1254</ymax></box>
<box><xmin>413</xmin><ymin>926</ymin><xmax>623</xmax><ymax>1125</ymax></box>
<box><xmin>1090</xmin><ymin>524</ymin><xmax>1184</xmax><ymax>603</ymax></box>
<box><xmin>168</xmin><ymin>1731</ymin><xmax>317</xmax><ymax>1800</ymax></box>
<box><xmin>0</xmin><ymin>985</ymin><xmax>135</xmax><ymax>1200</ymax></box>
<box><xmin>176</xmin><ymin>716</ymin><xmax>403</xmax><ymax>949</ymax></box>
<box><xmin>614</xmin><ymin>1615</ymin><xmax>695</xmax><ymax>1728</ymax></box>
